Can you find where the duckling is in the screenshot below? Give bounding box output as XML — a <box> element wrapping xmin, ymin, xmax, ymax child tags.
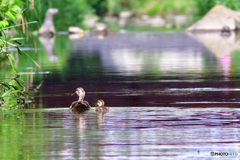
<box><xmin>95</xmin><ymin>99</ymin><xmax>109</xmax><ymax>114</ymax></box>
<box><xmin>69</xmin><ymin>87</ymin><xmax>91</xmax><ymax>112</ymax></box>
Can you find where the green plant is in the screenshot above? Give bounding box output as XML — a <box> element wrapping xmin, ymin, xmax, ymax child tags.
<box><xmin>0</xmin><ymin>24</ymin><xmax>39</xmax><ymax>109</ymax></box>
<box><xmin>0</xmin><ymin>76</ymin><xmax>26</xmax><ymax>108</ymax></box>
<box><xmin>0</xmin><ymin>0</ymin><xmax>39</xmax><ymax>109</ymax></box>
<box><xmin>0</xmin><ymin>0</ymin><xmax>22</xmax><ymax>28</ymax></box>
<box><xmin>193</xmin><ymin>0</ymin><xmax>240</xmax><ymax>19</ymax></box>
<box><xmin>24</xmin><ymin>0</ymin><xmax>95</xmax><ymax>31</ymax></box>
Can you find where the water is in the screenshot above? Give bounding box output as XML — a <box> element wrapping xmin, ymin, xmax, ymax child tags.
<box><xmin>1</xmin><ymin>107</ymin><xmax>240</xmax><ymax>159</ymax></box>
<box><xmin>1</xmin><ymin>31</ymin><xmax>240</xmax><ymax>159</ymax></box>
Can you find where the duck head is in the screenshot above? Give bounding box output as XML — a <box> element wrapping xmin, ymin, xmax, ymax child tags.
<box><xmin>97</xmin><ymin>99</ymin><xmax>105</xmax><ymax>107</ymax></box>
<box><xmin>72</xmin><ymin>87</ymin><xmax>85</xmax><ymax>101</ymax></box>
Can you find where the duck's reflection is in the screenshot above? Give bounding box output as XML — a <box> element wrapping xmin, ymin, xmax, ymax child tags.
<box><xmin>38</xmin><ymin>35</ymin><xmax>59</xmax><ymax>62</ymax></box>
<box><xmin>69</xmin><ymin>109</ymin><xmax>86</xmax><ymax>129</ymax></box>
<box><xmin>95</xmin><ymin>111</ymin><xmax>109</xmax><ymax>126</ymax></box>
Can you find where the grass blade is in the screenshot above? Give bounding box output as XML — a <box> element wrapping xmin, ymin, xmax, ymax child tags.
<box><xmin>7</xmin><ymin>54</ymin><xmax>18</xmax><ymax>74</ymax></box>
<box><xmin>16</xmin><ymin>47</ymin><xmax>41</xmax><ymax>69</ymax></box>
<box><xmin>2</xmin><ymin>21</ymin><xmax>38</xmax><ymax>30</ymax></box>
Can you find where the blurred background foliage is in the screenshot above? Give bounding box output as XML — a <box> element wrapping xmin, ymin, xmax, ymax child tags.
<box><xmin>21</xmin><ymin>0</ymin><xmax>240</xmax><ymax>31</ymax></box>
<box><xmin>193</xmin><ymin>0</ymin><xmax>240</xmax><ymax>20</ymax></box>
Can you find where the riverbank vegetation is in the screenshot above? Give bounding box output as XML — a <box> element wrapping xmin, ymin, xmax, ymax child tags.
<box><xmin>0</xmin><ymin>0</ymin><xmax>38</xmax><ymax>109</ymax></box>
<box><xmin>22</xmin><ymin>0</ymin><xmax>240</xmax><ymax>31</ymax></box>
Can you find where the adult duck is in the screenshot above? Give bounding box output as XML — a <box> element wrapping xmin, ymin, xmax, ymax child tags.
<box><xmin>69</xmin><ymin>87</ymin><xmax>91</xmax><ymax>112</ymax></box>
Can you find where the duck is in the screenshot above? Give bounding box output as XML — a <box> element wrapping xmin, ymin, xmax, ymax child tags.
<box><xmin>95</xmin><ymin>99</ymin><xmax>109</xmax><ymax>114</ymax></box>
<box><xmin>69</xmin><ymin>87</ymin><xmax>91</xmax><ymax>112</ymax></box>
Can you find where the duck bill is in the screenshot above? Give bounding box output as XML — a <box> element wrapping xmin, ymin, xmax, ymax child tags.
<box><xmin>71</xmin><ymin>92</ymin><xmax>76</xmax><ymax>96</ymax></box>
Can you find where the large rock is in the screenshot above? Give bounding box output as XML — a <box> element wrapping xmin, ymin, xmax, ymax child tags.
<box><xmin>147</xmin><ymin>16</ymin><xmax>165</xmax><ymax>27</ymax></box>
<box><xmin>84</xmin><ymin>14</ymin><xmax>98</xmax><ymax>28</ymax></box>
<box><xmin>119</xmin><ymin>11</ymin><xmax>133</xmax><ymax>19</ymax></box>
<box><xmin>187</xmin><ymin>5</ymin><xmax>240</xmax><ymax>31</ymax></box>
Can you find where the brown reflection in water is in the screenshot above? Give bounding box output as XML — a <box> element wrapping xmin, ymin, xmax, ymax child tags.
<box><xmin>95</xmin><ymin>110</ymin><xmax>109</xmax><ymax>127</ymax></box>
<box><xmin>188</xmin><ymin>31</ymin><xmax>240</xmax><ymax>81</ymax></box>
<box><xmin>69</xmin><ymin>109</ymin><xmax>87</xmax><ymax>129</ymax></box>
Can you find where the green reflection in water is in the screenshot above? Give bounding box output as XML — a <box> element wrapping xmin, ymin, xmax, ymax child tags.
<box><xmin>0</xmin><ymin>109</ymin><xmax>45</xmax><ymax>160</ymax></box>
<box><xmin>231</xmin><ymin>51</ymin><xmax>240</xmax><ymax>76</ymax></box>
<box><xmin>0</xmin><ymin>108</ymin><xmax>105</xmax><ymax>159</ymax></box>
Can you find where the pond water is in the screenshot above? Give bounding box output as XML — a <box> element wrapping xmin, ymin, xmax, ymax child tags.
<box><xmin>1</xmin><ymin>31</ymin><xmax>240</xmax><ymax>159</ymax></box>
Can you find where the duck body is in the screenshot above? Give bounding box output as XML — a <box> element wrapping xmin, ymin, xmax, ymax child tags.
<box><xmin>95</xmin><ymin>99</ymin><xmax>109</xmax><ymax>114</ymax></box>
<box><xmin>70</xmin><ymin>100</ymin><xmax>91</xmax><ymax>111</ymax></box>
<box><xmin>69</xmin><ymin>87</ymin><xmax>91</xmax><ymax>112</ymax></box>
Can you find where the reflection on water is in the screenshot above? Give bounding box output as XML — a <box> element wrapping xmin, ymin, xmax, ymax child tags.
<box><xmin>39</xmin><ymin>35</ymin><xmax>59</xmax><ymax>62</ymax></box>
<box><xmin>188</xmin><ymin>31</ymin><xmax>240</xmax><ymax>58</ymax></box>
<box><xmin>188</xmin><ymin>31</ymin><xmax>240</xmax><ymax>81</ymax></box>
<box><xmin>25</xmin><ymin>32</ymin><xmax>240</xmax><ymax>108</ymax></box>
<box><xmin>71</xmin><ymin>32</ymin><xmax>208</xmax><ymax>77</ymax></box>
<box><xmin>1</xmin><ymin>107</ymin><xmax>240</xmax><ymax>159</ymax></box>
<box><xmin>2</xmin><ymin>31</ymin><xmax>240</xmax><ymax>159</ymax></box>
<box><xmin>100</xmin><ymin>48</ymin><xmax>203</xmax><ymax>76</ymax></box>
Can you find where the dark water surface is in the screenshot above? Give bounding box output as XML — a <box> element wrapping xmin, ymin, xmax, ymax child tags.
<box><xmin>29</xmin><ymin>32</ymin><xmax>240</xmax><ymax>108</ymax></box>
<box><xmin>2</xmin><ymin>31</ymin><xmax>240</xmax><ymax>159</ymax></box>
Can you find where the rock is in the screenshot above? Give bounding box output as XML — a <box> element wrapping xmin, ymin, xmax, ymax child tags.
<box><xmin>68</xmin><ymin>26</ymin><xmax>84</xmax><ymax>39</ymax></box>
<box><xmin>84</xmin><ymin>14</ymin><xmax>98</xmax><ymax>28</ymax></box>
<box><xmin>103</xmin><ymin>16</ymin><xmax>118</xmax><ymax>23</ymax></box>
<box><xmin>187</xmin><ymin>5</ymin><xmax>240</xmax><ymax>31</ymax></box>
<box><xmin>38</xmin><ymin>8</ymin><xmax>58</xmax><ymax>37</ymax></box>
<box><xmin>166</xmin><ymin>13</ymin><xmax>175</xmax><ymax>22</ymax></box>
<box><xmin>147</xmin><ymin>16</ymin><xmax>165</xmax><ymax>27</ymax></box>
<box><xmin>94</xmin><ymin>23</ymin><xmax>108</xmax><ymax>31</ymax></box>
<box><xmin>134</xmin><ymin>18</ymin><xmax>147</xmax><ymax>27</ymax></box>
<box><xmin>92</xmin><ymin>23</ymin><xmax>108</xmax><ymax>37</ymax></box>
<box><xmin>165</xmin><ymin>23</ymin><xmax>174</xmax><ymax>28</ymax></box>
<box><xmin>174</xmin><ymin>15</ymin><xmax>188</xmax><ymax>27</ymax></box>
<box><xmin>118</xmin><ymin>19</ymin><xmax>127</xmax><ymax>27</ymax></box>
<box><xmin>68</xmin><ymin>26</ymin><xmax>84</xmax><ymax>34</ymax></box>
<box><xmin>141</xmin><ymin>15</ymin><xmax>150</xmax><ymax>21</ymax></box>
<box><xmin>119</xmin><ymin>11</ymin><xmax>133</xmax><ymax>19</ymax></box>
<box><xmin>119</xmin><ymin>29</ymin><xmax>127</xmax><ymax>34</ymax></box>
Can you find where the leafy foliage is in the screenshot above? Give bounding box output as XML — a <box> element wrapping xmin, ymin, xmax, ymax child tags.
<box><xmin>0</xmin><ymin>1</ymin><xmax>39</xmax><ymax>109</ymax></box>
<box><xmin>0</xmin><ymin>33</ymin><xmax>26</xmax><ymax>108</ymax></box>
<box><xmin>0</xmin><ymin>0</ymin><xmax>22</xmax><ymax>28</ymax></box>
<box><xmin>0</xmin><ymin>76</ymin><xmax>27</xmax><ymax>108</ymax></box>
<box><xmin>193</xmin><ymin>0</ymin><xmax>240</xmax><ymax>19</ymax></box>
